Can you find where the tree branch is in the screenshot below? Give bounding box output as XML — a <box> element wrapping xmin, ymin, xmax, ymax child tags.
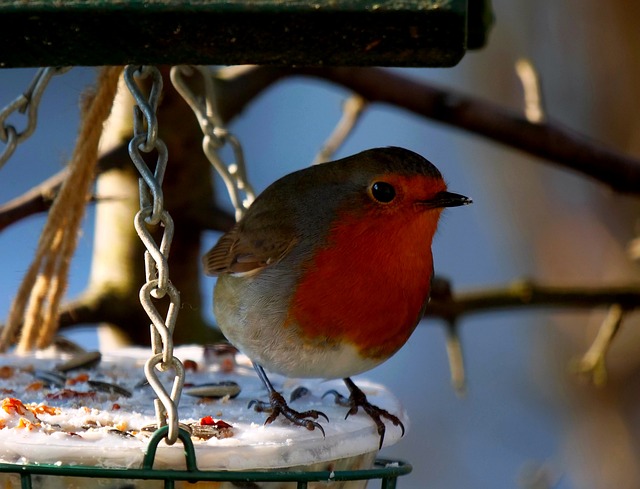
<box><xmin>426</xmin><ymin>279</ymin><xmax>640</xmax><ymax>323</ymax></box>
<box><xmin>0</xmin><ymin>169</ymin><xmax>68</xmax><ymax>231</ymax></box>
<box><xmin>28</xmin><ymin>278</ymin><xmax>638</xmax><ymax>334</ymax></box>
<box><xmin>0</xmin><ymin>143</ymin><xmax>235</xmax><ymax>233</ymax></box>
<box><xmin>0</xmin><ymin>144</ymin><xmax>128</xmax><ymax>232</ymax></box>
<box><xmin>216</xmin><ymin>66</ymin><xmax>640</xmax><ymax>195</ymax></box>
<box><xmin>5</xmin><ymin>66</ymin><xmax>639</xmax><ymax>233</ymax></box>
<box><xmin>422</xmin><ymin>280</ymin><xmax>640</xmax><ymax>392</ymax></box>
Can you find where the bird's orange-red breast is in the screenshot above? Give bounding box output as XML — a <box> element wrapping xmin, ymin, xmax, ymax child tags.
<box><xmin>204</xmin><ymin>147</ymin><xmax>471</xmax><ymax>381</ymax></box>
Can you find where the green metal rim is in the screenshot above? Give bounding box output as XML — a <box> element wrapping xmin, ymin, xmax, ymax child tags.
<box><xmin>0</xmin><ymin>426</ymin><xmax>413</xmax><ymax>482</ymax></box>
<box><xmin>0</xmin><ymin>428</ymin><xmax>411</xmax><ymax>483</ymax></box>
<box><xmin>0</xmin><ymin>458</ymin><xmax>412</xmax><ymax>482</ymax></box>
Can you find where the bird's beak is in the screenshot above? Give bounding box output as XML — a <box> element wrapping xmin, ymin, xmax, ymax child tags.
<box><xmin>422</xmin><ymin>191</ymin><xmax>473</xmax><ymax>209</ymax></box>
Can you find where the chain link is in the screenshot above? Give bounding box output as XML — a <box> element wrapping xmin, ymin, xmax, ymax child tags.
<box><xmin>170</xmin><ymin>65</ymin><xmax>255</xmax><ymax>220</ymax></box>
<box><xmin>124</xmin><ymin>65</ymin><xmax>168</xmax><ymax>226</ymax></box>
<box><xmin>124</xmin><ymin>65</ymin><xmax>184</xmax><ymax>446</ymax></box>
<box><xmin>0</xmin><ymin>66</ymin><xmax>71</xmax><ymax>170</ymax></box>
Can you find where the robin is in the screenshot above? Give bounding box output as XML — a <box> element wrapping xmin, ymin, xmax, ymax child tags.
<box><xmin>203</xmin><ymin>146</ymin><xmax>471</xmax><ymax>447</ymax></box>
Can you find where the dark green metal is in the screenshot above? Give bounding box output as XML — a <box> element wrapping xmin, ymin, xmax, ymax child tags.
<box><xmin>0</xmin><ymin>458</ymin><xmax>412</xmax><ymax>485</ymax></box>
<box><xmin>20</xmin><ymin>473</ymin><xmax>31</xmax><ymax>489</ymax></box>
<box><xmin>467</xmin><ymin>0</ymin><xmax>494</xmax><ymax>49</ymax></box>
<box><xmin>143</xmin><ymin>426</ymin><xmax>199</xmax><ymax>472</ymax></box>
<box><xmin>0</xmin><ymin>0</ymin><xmax>493</xmax><ymax>68</ymax></box>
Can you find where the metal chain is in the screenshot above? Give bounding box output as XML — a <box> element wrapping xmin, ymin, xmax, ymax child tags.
<box><xmin>124</xmin><ymin>65</ymin><xmax>185</xmax><ymax>446</ymax></box>
<box><xmin>170</xmin><ymin>65</ymin><xmax>255</xmax><ymax>220</ymax></box>
<box><xmin>0</xmin><ymin>66</ymin><xmax>71</xmax><ymax>169</ymax></box>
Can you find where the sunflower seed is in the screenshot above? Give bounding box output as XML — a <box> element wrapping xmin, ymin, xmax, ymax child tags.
<box><xmin>184</xmin><ymin>381</ymin><xmax>240</xmax><ymax>399</ymax></box>
<box><xmin>55</xmin><ymin>351</ymin><xmax>102</xmax><ymax>373</ymax></box>
<box><xmin>87</xmin><ymin>380</ymin><xmax>132</xmax><ymax>398</ymax></box>
<box><xmin>32</xmin><ymin>369</ymin><xmax>67</xmax><ymax>388</ymax></box>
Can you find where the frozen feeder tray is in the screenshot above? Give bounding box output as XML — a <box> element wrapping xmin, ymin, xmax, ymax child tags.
<box><xmin>0</xmin><ymin>345</ymin><xmax>408</xmax><ymax>488</ymax></box>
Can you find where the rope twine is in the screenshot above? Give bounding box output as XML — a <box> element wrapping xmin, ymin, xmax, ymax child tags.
<box><xmin>0</xmin><ymin>66</ymin><xmax>123</xmax><ymax>353</ymax></box>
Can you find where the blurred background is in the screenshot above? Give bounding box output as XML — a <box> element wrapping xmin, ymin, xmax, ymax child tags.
<box><xmin>1</xmin><ymin>1</ymin><xmax>640</xmax><ymax>488</ymax></box>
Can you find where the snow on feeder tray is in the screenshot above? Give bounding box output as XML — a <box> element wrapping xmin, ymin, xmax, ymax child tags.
<box><xmin>0</xmin><ymin>345</ymin><xmax>409</xmax><ymax>488</ymax></box>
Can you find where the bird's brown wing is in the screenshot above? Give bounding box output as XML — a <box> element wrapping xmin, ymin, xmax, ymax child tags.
<box><xmin>202</xmin><ymin>223</ymin><xmax>297</xmax><ymax>276</ymax></box>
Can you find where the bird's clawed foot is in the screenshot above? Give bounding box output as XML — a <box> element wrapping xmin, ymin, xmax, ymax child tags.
<box><xmin>251</xmin><ymin>363</ymin><xmax>328</xmax><ymax>436</ymax></box>
<box><xmin>249</xmin><ymin>390</ymin><xmax>328</xmax><ymax>436</ymax></box>
<box><xmin>324</xmin><ymin>377</ymin><xmax>405</xmax><ymax>449</ymax></box>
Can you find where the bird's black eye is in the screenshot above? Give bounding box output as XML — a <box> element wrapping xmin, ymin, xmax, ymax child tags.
<box><xmin>370</xmin><ymin>181</ymin><xmax>396</xmax><ymax>203</ymax></box>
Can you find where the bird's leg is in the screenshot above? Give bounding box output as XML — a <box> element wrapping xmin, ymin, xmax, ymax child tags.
<box><xmin>250</xmin><ymin>362</ymin><xmax>328</xmax><ymax>436</ymax></box>
<box><xmin>334</xmin><ymin>377</ymin><xmax>405</xmax><ymax>449</ymax></box>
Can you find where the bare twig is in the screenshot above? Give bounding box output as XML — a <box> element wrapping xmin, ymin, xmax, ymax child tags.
<box><xmin>515</xmin><ymin>58</ymin><xmax>546</xmax><ymax>124</ymax></box>
<box><xmin>572</xmin><ymin>304</ymin><xmax>625</xmax><ymax>386</ymax></box>
<box><xmin>629</xmin><ymin>235</ymin><xmax>640</xmax><ymax>262</ymax></box>
<box><xmin>312</xmin><ymin>94</ymin><xmax>368</xmax><ymax>165</ymax></box>
<box><xmin>444</xmin><ymin>322</ymin><xmax>466</xmax><ymax>396</ymax></box>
